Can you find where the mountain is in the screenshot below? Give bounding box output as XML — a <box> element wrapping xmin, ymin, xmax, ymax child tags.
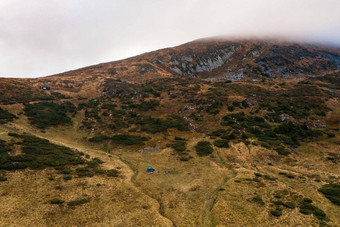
<box><xmin>0</xmin><ymin>38</ymin><xmax>339</xmax><ymax>226</ymax></box>
<box><xmin>50</xmin><ymin>38</ymin><xmax>340</xmax><ymax>80</ymax></box>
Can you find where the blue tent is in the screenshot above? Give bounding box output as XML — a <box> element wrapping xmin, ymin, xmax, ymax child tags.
<box><xmin>146</xmin><ymin>167</ymin><xmax>155</xmax><ymax>173</ymax></box>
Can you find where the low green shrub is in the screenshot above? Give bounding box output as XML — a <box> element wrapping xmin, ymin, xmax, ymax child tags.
<box><xmin>170</xmin><ymin>140</ymin><xmax>186</xmax><ymax>152</ymax></box>
<box><xmin>179</xmin><ymin>156</ymin><xmax>192</xmax><ymax>162</ymax></box>
<box><xmin>0</xmin><ymin>176</ymin><xmax>7</xmax><ymax>181</ymax></box>
<box><xmin>50</xmin><ymin>198</ymin><xmax>64</xmax><ymax>204</ymax></box>
<box><xmin>76</xmin><ymin>167</ymin><xmax>94</xmax><ymax>177</ymax></box>
<box><xmin>1</xmin><ymin>134</ymin><xmax>86</xmax><ymax>170</ymax></box>
<box><xmin>270</xmin><ymin>209</ymin><xmax>282</xmax><ymax>217</ymax></box>
<box><xmin>111</xmin><ymin>134</ymin><xmax>149</xmax><ymax>145</ymax></box>
<box><xmin>273</xmin><ymin>200</ymin><xmax>284</xmax><ymax>206</ymax></box>
<box><xmin>283</xmin><ymin>202</ymin><xmax>295</xmax><ymax>209</ymax></box>
<box><xmin>195</xmin><ymin>141</ymin><xmax>213</xmax><ymax>156</ymax></box>
<box><xmin>303</xmin><ymin>198</ymin><xmax>313</xmax><ymax>203</ymax></box>
<box><xmin>274</xmin><ymin>147</ymin><xmax>290</xmax><ymax>156</ymax></box>
<box><xmin>0</xmin><ymin>107</ymin><xmax>17</xmax><ymax>124</ymax></box>
<box><xmin>318</xmin><ymin>184</ymin><xmax>340</xmax><ymax>206</ymax></box>
<box><xmin>63</xmin><ymin>175</ymin><xmax>72</xmax><ymax>181</ymax></box>
<box><xmin>138</xmin><ymin>116</ymin><xmax>189</xmax><ymax>133</ymax></box>
<box><xmin>214</xmin><ymin>139</ymin><xmax>229</xmax><ymax>148</ymax></box>
<box><xmin>299</xmin><ymin>200</ymin><xmax>327</xmax><ymax>220</ymax></box>
<box><xmin>88</xmin><ymin>135</ymin><xmax>111</xmax><ymax>142</ymax></box>
<box><xmin>106</xmin><ymin>169</ymin><xmax>120</xmax><ymax>177</ymax></box>
<box><xmin>252</xmin><ymin>196</ymin><xmax>265</xmax><ymax>205</ymax></box>
<box><xmin>137</xmin><ymin>100</ymin><xmax>160</xmax><ymax>111</ymax></box>
<box><xmin>67</xmin><ymin>198</ymin><xmax>89</xmax><ymax>206</ymax></box>
<box><xmin>24</xmin><ymin>102</ymin><xmax>75</xmax><ymax>128</ymax></box>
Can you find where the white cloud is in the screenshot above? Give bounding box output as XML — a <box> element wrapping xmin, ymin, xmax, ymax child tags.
<box><xmin>0</xmin><ymin>0</ymin><xmax>339</xmax><ymax>78</ymax></box>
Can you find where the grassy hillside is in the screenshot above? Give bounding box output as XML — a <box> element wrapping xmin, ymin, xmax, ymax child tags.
<box><xmin>0</xmin><ymin>45</ymin><xmax>339</xmax><ymax>226</ymax></box>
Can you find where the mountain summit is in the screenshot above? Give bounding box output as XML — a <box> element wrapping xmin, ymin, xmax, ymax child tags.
<box><xmin>47</xmin><ymin>38</ymin><xmax>340</xmax><ymax>83</ymax></box>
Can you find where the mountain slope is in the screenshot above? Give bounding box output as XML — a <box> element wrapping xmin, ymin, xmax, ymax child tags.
<box><xmin>47</xmin><ymin>38</ymin><xmax>340</xmax><ymax>81</ymax></box>
<box><xmin>0</xmin><ymin>38</ymin><xmax>339</xmax><ymax>226</ymax></box>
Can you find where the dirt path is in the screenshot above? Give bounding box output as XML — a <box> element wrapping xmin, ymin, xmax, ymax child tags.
<box><xmin>120</xmin><ymin>158</ymin><xmax>177</xmax><ymax>227</ymax></box>
<box><xmin>5</xmin><ymin>123</ymin><xmax>175</xmax><ymax>227</ymax></box>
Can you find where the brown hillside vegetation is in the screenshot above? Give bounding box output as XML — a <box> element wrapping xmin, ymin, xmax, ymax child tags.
<box><xmin>0</xmin><ymin>39</ymin><xmax>340</xmax><ymax>226</ymax></box>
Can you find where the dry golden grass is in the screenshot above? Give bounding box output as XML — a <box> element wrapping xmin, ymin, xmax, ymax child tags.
<box><xmin>1</xmin><ymin>77</ymin><xmax>340</xmax><ymax>226</ymax></box>
<box><xmin>1</xmin><ymin>110</ymin><xmax>339</xmax><ymax>226</ymax></box>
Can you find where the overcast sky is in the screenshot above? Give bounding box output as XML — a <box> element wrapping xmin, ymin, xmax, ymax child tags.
<box><xmin>1</xmin><ymin>0</ymin><xmax>340</xmax><ymax>78</ymax></box>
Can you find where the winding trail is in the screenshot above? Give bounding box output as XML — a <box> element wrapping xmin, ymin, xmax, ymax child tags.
<box><xmin>5</xmin><ymin>123</ymin><xmax>175</xmax><ymax>227</ymax></box>
<box><xmin>121</xmin><ymin>158</ymin><xmax>177</xmax><ymax>227</ymax></box>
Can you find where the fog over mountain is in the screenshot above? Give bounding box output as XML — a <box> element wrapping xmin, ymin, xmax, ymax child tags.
<box><xmin>0</xmin><ymin>0</ymin><xmax>339</xmax><ymax>78</ymax></box>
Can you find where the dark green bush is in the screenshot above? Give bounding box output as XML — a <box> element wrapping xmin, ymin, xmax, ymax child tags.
<box><xmin>106</xmin><ymin>169</ymin><xmax>120</xmax><ymax>177</ymax></box>
<box><xmin>227</xmin><ymin>106</ymin><xmax>235</xmax><ymax>112</ymax></box>
<box><xmin>138</xmin><ymin>116</ymin><xmax>189</xmax><ymax>133</ymax></box>
<box><xmin>87</xmin><ymin>158</ymin><xmax>104</xmax><ymax>168</ymax></box>
<box><xmin>111</xmin><ymin>134</ymin><xmax>149</xmax><ymax>145</ymax></box>
<box><xmin>60</xmin><ymin>168</ymin><xmax>72</xmax><ymax>174</ymax></box>
<box><xmin>137</xmin><ymin>100</ymin><xmax>160</xmax><ymax>111</ymax></box>
<box><xmin>101</xmin><ymin>103</ymin><xmax>117</xmax><ymax>110</ymax></box>
<box><xmin>274</xmin><ymin>147</ymin><xmax>290</xmax><ymax>156</ymax></box>
<box><xmin>327</xmin><ymin>133</ymin><xmax>335</xmax><ymax>138</ymax></box>
<box><xmin>303</xmin><ymin>198</ymin><xmax>313</xmax><ymax>203</ymax></box>
<box><xmin>63</xmin><ymin>175</ymin><xmax>72</xmax><ymax>181</ymax></box>
<box><xmin>88</xmin><ymin>135</ymin><xmax>111</xmax><ymax>142</ymax></box>
<box><xmin>50</xmin><ymin>198</ymin><xmax>64</xmax><ymax>204</ymax></box>
<box><xmin>179</xmin><ymin>156</ymin><xmax>193</xmax><ymax>162</ymax></box>
<box><xmin>195</xmin><ymin>141</ymin><xmax>213</xmax><ymax>156</ymax></box>
<box><xmin>76</xmin><ymin>167</ymin><xmax>94</xmax><ymax>177</ymax></box>
<box><xmin>214</xmin><ymin>139</ymin><xmax>229</xmax><ymax>148</ymax></box>
<box><xmin>24</xmin><ymin>102</ymin><xmax>74</xmax><ymax>128</ymax></box>
<box><xmin>299</xmin><ymin>201</ymin><xmax>327</xmax><ymax>220</ymax></box>
<box><xmin>0</xmin><ymin>176</ymin><xmax>7</xmax><ymax>181</ymax></box>
<box><xmin>0</xmin><ymin>107</ymin><xmax>17</xmax><ymax>124</ymax></box>
<box><xmin>274</xmin><ymin>122</ymin><xmax>322</xmax><ymax>143</ymax></box>
<box><xmin>270</xmin><ymin>209</ymin><xmax>282</xmax><ymax>217</ymax></box>
<box><xmin>67</xmin><ymin>198</ymin><xmax>89</xmax><ymax>206</ymax></box>
<box><xmin>283</xmin><ymin>202</ymin><xmax>295</xmax><ymax>209</ymax></box>
<box><xmin>209</xmin><ymin>129</ymin><xmax>228</xmax><ymax>137</ymax></box>
<box><xmin>273</xmin><ymin>200</ymin><xmax>284</xmax><ymax>205</ymax></box>
<box><xmin>170</xmin><ymin>140</ymin><xmax>186</xmax><ymax>152</ymax></box>
<box><xmin>318</xmin><ymin>184</ymin><xmax>340</xmax><ymax>206</ymax></box>
<box><xmin>252</xmin><ymin>195</ymin><xmax>265</xmax><ymax>205</ymax></box>
<box><xmin>1</xmin><ymin>134</ymin><xmax>86</xmax><ymax>171</ymax></box>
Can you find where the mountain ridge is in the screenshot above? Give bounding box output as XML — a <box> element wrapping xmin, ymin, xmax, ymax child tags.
<box><xmin>37</xmin><ymin>38</ymin><xmax>340</xmax><ymax>83</ymax></box>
